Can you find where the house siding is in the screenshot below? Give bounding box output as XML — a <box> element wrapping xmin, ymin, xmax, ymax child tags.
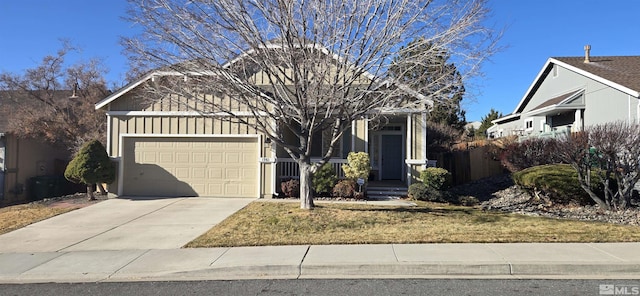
<box><xmin>1</xmin><ymin>135</ymin><xmax>69</xmax><ymax>205</ymax></box>
<box><xmin>106</xmin><ymin>84</ymin><xmax>273</xmax><ymax>197</ymax></box>
<box><xmin>498</xmin><ymin>61</ymin><xmax>640</xmax><ymax>138</ymax></box>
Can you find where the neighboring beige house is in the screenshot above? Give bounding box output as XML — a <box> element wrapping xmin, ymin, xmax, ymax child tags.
<box><xmin>95</xmin><ymin>49</ymin><xmax>432</xmax><ymax>198</ymax></box>
<box><xmin>489</xmin><ymin>46</ymin><xmax>640</xmax><ymax>139</ymax></box>
<box><xmin>0</xmin><ymin>91</ymin><xmax>71</xmax><ymax>205</ymax></box>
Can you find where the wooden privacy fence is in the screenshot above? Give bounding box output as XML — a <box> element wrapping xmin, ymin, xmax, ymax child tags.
<box><xmin>433</xmin><ymin>145</ymin><xmax>504</xmax><ymax>186</ymax></box>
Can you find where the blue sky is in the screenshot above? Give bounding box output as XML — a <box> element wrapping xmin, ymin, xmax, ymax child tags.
<box><xmin>1</xmin><ymin>0</ymin><xmax>639</xmax><ymax>121</ymax></box>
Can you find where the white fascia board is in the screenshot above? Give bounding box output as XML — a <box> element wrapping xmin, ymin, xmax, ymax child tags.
<box><xmin>95</xmin><ymin>70</ymin><xmax>219</xmax><ymax>110</ymax></box>
<box><xmin>95</xmin><ymin>72</ymin><xmax>154</xmax><ymax>110</ymax></box>
<box><xmin>526</xmin><ymin>105</ymin><xmax>585</xmax><ymax>117</ymax></box>
<box><xmin>106</xmin><ymin>111</ymin><xmax>269</xmax><ymax>117</ymax></box>
<box><xmin>492</xmin><ymin>113</ymin><xmax>520</xmax><ymax>124</ymax></box>
<box><xmin>120</xmin><ymin>133</ymin><xmax>260</xmax><ymax>139</ymax></box>
<box><xmin>223</xmin><ymin>42</ymin><xmax>377</xmax><ymax>81</ymax></box>
<box><xmin>512</xmin><ymin>59</ymin><xmax>555</xmax><ymax>114</ymax></box>
<box><xmin>550</xmin><ymin>58</ymin><xmax>640</xmax><ymax>97</ymax></box>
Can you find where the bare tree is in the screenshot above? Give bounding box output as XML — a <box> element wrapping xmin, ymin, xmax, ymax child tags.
<box><xmin>557</xmin><ymin>122</ymin><xmax>640</xmax><ymax>210</ymax></box>
<box><xmin>124</xmin><ymin>0</ymin><xmax>499</xmax><ymax>209</ymax></box>
<box><xmin>0</xmin><ymin>45</ymin><xmax>109</xmax><ymax>153</ymax></box>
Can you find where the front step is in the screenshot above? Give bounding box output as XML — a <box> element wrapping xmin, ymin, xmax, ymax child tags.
<box><xmin>366</xmin><ymin>186</ymin><xmax>408</xmax><ymax>199</ymax></box>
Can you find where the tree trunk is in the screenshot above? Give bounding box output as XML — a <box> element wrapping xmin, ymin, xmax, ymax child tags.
<box><xmin>97</xmin><ymin>183</ymin><xmax>107</xmax><ymax>195</ymax></box>
<box><xmin>87</xmin><ymin>184</ymin><xmax>96</xmax><ymax>201</ymax></box>
<box><xmin>299</xmin><ymin>161</ymin><xmax>315</xmax><ymax>210</ymax></box>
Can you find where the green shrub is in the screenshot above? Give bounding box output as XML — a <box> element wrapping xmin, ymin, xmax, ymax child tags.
<box><xmin>64</xmin><ymin>140</ymin><xmax>115</xmax><ymax>200</ymax></box>
<box><xmin>332</xmin><ymin>179</ymin><xmax>356</xmax><ymax>198</ymax></box>
<box><xmin>420</xmin><ymin>167</ymin><xmax>452</xmax><ymax>190</ymax></box>
<box><xmin>512</xmin><ymin>164</ymin><xmax>604</xmax><ymax>205</ymax></box>
<box><xmin>312</xmin><ymin>163</ymin><xmax>337</xmax><ymax>195</ymax></box>
<box><xmin>280</xmin><ymin>179</ymin><xmax>300</xmax><ymax>198</ymax></box>
<box><xmin>408</xmin><ymin>183</ymin><xmax>446</xmax><ymax>202</ymax></box>
<box><xmin>342</xmin><ymin>152</ymin><xmax>371</xmax><ymax>182</ymax></box>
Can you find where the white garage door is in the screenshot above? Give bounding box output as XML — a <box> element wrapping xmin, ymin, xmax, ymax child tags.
<box><xmin>122</xmin><ymin>137</ymin><xmax>259</xmax><ymax>197</ymax></box>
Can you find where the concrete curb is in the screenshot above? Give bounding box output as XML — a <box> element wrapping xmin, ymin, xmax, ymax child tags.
<box><xmin>2</xmin><ymin>243</ymin><xmax>640</xmax><ymax>283</ymax></box>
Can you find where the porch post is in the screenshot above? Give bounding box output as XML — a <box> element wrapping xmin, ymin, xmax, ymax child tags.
<box><xmin>271</xmin><ymin>120</ymin><xmax>277</xmax><ymax>197</ymax></box>
<box><xmin>351</xmin><ymin>120</ymin><xmax>356</xmax><ymax>152</ymax></box>
<box><xmin>406</xmin><ymin>113</ymin><xmax>412</xmax><ymax>187</ymax></box>
<box><xmin>364</xmin><ymin>116</ymin><xmax>369</xmax><ymax>153</ymax></box>
<box><xmin>573</xmin><ymin>110</ymin><xmax>583</xmax><ymax>132</ymax></box>
<box><xmin>421</xmin><ymin>112</ymin><xmax>427</xmax><ymax>168</ymax></box>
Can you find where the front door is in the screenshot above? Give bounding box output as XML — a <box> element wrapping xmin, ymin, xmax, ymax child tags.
<box><xmin>381</xmin><ymin>134</ymin><xmax>403</xmax><ymax>180</ymax></box>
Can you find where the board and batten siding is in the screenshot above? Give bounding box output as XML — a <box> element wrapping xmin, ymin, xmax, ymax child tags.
<box><xmin>107</xmin><ymin>113</ymin><xmax>273</xmax><ymax>198</ymax></box>
<box><xmin>108</xmin><ymin>115</ymin><xmax>259</xmax><ymax>156</ymax></box>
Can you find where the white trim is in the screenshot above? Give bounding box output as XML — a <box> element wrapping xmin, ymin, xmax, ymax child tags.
<box><xmin>406</xmin><ymin>114</ymin><xmax>412</xmax><ymax>187</ymax></box>
<box><xmin>492</xmin><ymin>113</ymin><xmax>520</xmax><ymax>124</ymax></box>
<box><xmin>629</xmin><ymin>94</ymin><xmax>632</xmax><ymax>123</ymax></box>
<box><xmin>117</xmin><ymin>133</ymin><xmax>262</xmax><ymax>197</ymax></box>
<box><xmin>637</xmin><ymin>99</ymin><xmax>640</xmax><ymax>123</ymax></box>
<box><xmin>512</xmin><ymin>59</ymin><xmax>554</xmax><ymax>113</ymax></box>
<box><xmin>526</xmin><ymin>105</ymin><xmax>585</xmax><ymax>117</ymax></box>
<box><xmin>351</xmin><ymin>120</ymin><xmax>356</xmax><ymax>152</ymax></box>
<box><xmin>106</xmin><ymin>111</ymin><xmax>269</xmax><ymax>117</ymax></box>
<box><xmin>405</xmin><ymin>159</ymin><xmax>428</xmax><ymax>165</ymax></box>
<box><xmin>551</xmin><ymin>58</ymin><xmax>640</xmax><ymax>97</ymax></box>
<box><xmin>271</xmin><ymin>119</ymin><xmax>278</xmax><ymax>197</ymax></box>
<box><xmin>95</xmin><ymin>72</ymin><xmax>154</xmax><ymax>110</ymax></box>
<box><xmin>421</xmin><ymin>112</ymin><xmax>427</xmax><ymax>168</ymax></box>
<box><xmin>374</xmin><ymin>128</ymin><xmax>405</xmax><ymax>181</ymax></box>
<box><xmin>106</xmin><ymin>113</ymin><xmax>112</xmax><ymax>156</ymax></box>
<box><xmin>524</xmin><ymin>118</ymin><xmax>534</xmax><ymax>132</ymax></box>
<box><xmin>257</xmin><ymin>134</ymin><xmax>263</xmax><ymax>197</ymax></box>
<box><xmin>525</xmin><ymin>89</ymin><xmax>585</xmax><ymax>117</ymax></box>
<box><xmin>364</xmin><ymin>116</ymin><xmax>369</xmax><ymax>153</ymax></box>
<box><xmin>512</xmin><ymin>58</ymin><xmax>640</xmax><ymax>116</ymax></box>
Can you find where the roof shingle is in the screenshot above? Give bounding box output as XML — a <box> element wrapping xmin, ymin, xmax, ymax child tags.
<box><xmin>553</xmin><ymin>56</ymin><xmax>640</xmax><ymax>93</ymax></box>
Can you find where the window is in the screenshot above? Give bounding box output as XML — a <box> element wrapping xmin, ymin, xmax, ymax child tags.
<box><xmin>525</xmin><ymin>118</ymin><xmax>534</xmax><ymax>131</ymax></box>
<box><xmin>310</xmin><ymin>127</ymin><xmax>352</xmax><ymax>158</ymax></box>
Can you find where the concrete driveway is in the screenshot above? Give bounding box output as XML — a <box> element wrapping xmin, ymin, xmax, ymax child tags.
<box><xmin>0</xmin><ymin>197</ymin><xmax>254</xmax><ymax>253</ymax></box>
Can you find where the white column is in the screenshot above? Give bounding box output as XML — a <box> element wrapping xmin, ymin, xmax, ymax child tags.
<box><xmin>421</xmin><ymin>112</ymin><xmax>427</xmax><ymax>168</ymax></box>
<box><xmin>364</xmin><ymin>116</ymin><xmax>369</xmax><ymax>153</ymax></box>
<box><xmin>351</xmin><ymin>120</ymin><xmax>356</xmax><ymax>153</ymax></box>
<box><xmin>574</xmin><ymin>110</ymin><xmax>583</xmax><ymax>132</ymax></box>
<box><xmin>406</xmin><ymin>113</ymin><xmax>412</xmax><ymax>186</ymax></box>
<box><xmin>271</xmin><ymin>120</ymin><xmax>278</xmax><ymax>197</ymax></box>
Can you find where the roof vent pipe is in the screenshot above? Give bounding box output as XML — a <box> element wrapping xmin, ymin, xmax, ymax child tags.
<box><xmin>584</xmin><ymin>45</ymin><xmax>591</xmax><ymax>63</ymax></box>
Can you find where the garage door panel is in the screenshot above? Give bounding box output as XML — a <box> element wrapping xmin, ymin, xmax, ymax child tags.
<box><xmin>123</xmin><ymin>137</ymin><xmax>258</xmax><ymax>197</ymax></box>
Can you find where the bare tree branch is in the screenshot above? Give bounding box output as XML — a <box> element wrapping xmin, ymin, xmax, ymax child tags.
<box><xmin>124</xmin><ymin>0</ymin><xmax>499</xmax><ymax>209</ymax></box>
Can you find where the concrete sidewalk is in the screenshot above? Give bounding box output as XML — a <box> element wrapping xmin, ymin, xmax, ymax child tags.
<box><xmin>1</xmin><ymin>243</ymin><xmax>640</xmax><ymax>283</ymax></box>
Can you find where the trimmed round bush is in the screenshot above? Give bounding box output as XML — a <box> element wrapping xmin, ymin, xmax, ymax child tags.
<box><xmin>420</xmin><ymin>167</ymin><xmax>452</xmax><ymax>190</ymax></box>
<box><xmin>512</xmin><ymin>164</ymin><xmax>605</xmax><ymax>205</ymax></box>
<box><xmin>408</xmin><ymin>183</ymin><xmax>446</xmax><ymax>202</ymax></box>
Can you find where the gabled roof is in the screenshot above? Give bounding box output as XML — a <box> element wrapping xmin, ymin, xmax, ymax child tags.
<box><xmin>554</xmin><ymin>56</ymin><xmax>640</xmax><ymax>95</ymax></box>
<box><xmin>501</xmin><ymin>55</ymin><xmax>640</xmax><ymax>120</ymax></box>
<box><xmin>526</xmin><ymin>89</ymin><xmax>585</xmax><ymax>117</ymax></box>
<box><xmin>96</xmin><ymin>41</ymin><xmax>433</xmax><ymax>111</ymax></box>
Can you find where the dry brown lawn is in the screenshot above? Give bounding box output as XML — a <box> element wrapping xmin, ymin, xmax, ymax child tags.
<box><xmin>0</xmin><ymin>203</ymin><xmax>77</xmax><ymax>235</ymax></box>
<box><xmin>186</xmin><ymin>200</ymin><xmax>640</xmax><ymax>247</ymax></box>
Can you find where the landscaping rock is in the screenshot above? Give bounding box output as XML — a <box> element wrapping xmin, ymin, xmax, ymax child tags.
<box><xmin>469</xmin><ymin>175</ymin><xmax>640</xmax><ymax>226</ymax></box>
